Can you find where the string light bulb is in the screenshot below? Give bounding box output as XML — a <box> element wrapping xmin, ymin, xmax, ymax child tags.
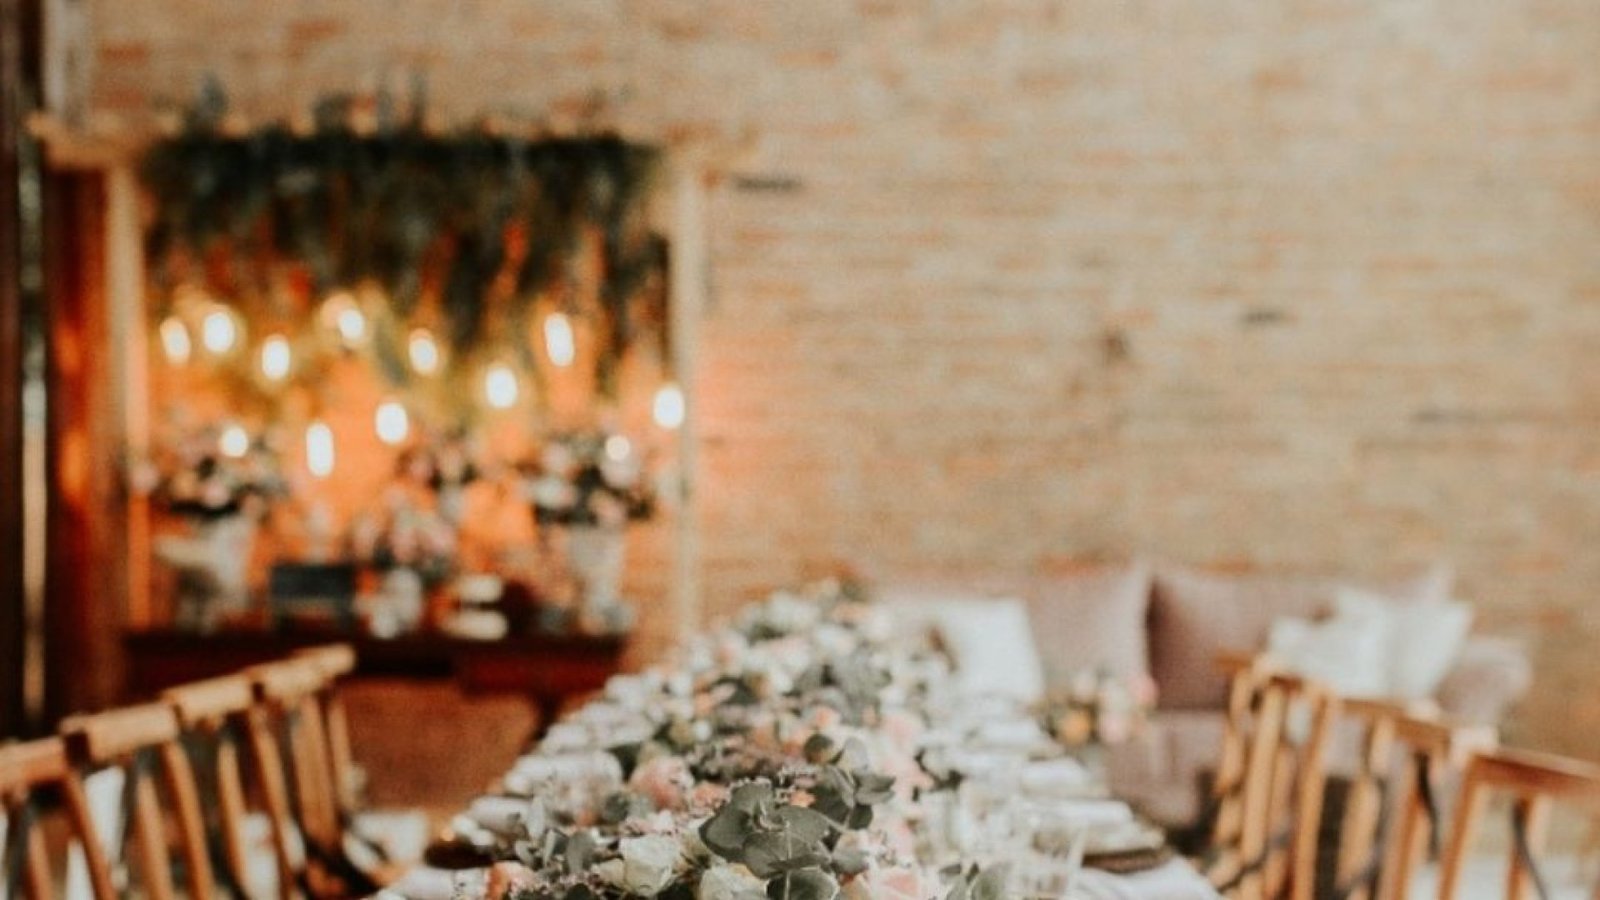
<box><xmin>484</xmin><ymin>363</ymin><xmax>519</xmax><ymax>410</ymax></box>
<box><xmin>544</xmin><ymin>312</ymin><xmax>576</xmax><ymax>368</ymax></box>
<box><xmin>653</xmin><ymin>382</ymin><xmax>686</xmax><ymax>430</ymax></box>
<box><xmin>218</xmin><ymin>424</ymin><xmax>250</xmax><ymax>459</ymax></box>
<box><xmin>305</xmin><ymin>421</ymin><xmax>335</xmax><ymax>478</ymax></box>
<box><xmin>321</xmin><ymin>291</ymin><xmax>368</xmax><ymax>348</ymax></box>
<box><xmin>159</xmin><ymin>317</ymin><xmax>192</xmax><ymax>365</ymax></box>
<box><xmin>604</xmin><ymin>434</ymin><xmax>632</xmax><ymax>461</ymax></box>
<box><xmin>200</xmin><ymin>307</ymin><xmax>239</xmax><ymax>355</ymax></box>
<box><xmin>408</xmin><ymin>328</ymin><xmax>441</xmax><ymax>375</ymax></box>
<box><xmin>259</xmin><ymin>335</ymin><xmax>292</xmax><ymax>382</ymax></box>
<box><xmin>375</xmin><ymin>400</ymin><xmax>410</xmax><ymax>446</ymax></box>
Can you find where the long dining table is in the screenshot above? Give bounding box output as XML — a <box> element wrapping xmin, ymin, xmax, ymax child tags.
<box><xmin>377</xmin><ymin>584</ymin><xmax>1221</xmax><ymax>900</ymax></box>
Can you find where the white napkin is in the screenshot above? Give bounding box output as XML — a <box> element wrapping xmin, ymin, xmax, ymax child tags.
<box><xmin>1073</xmin><ymin>860</ymin><xmax>1221</xmax><ymax>900</ymax></box>
<box><xmin>973</xmin><ymin>718</ymin><xmax>1050</xmax><ymax>748</ymax></box>
<box><xmin>467</xmin><ymin>796</ymin><xmax>540</xmax><ymax>834</ymax></box>
<box><xmin>389</xmin><ymin>866</ymin><xmax>488</xmax><ymax>900</ymax></box>
<box><xmin>1020</xmin><ymin>758</ymin><xmax>1092</xmax><ymax>795</ymax></box>
<box><xmin>508</xmin><ymin>751</ymin><xmax>623</xmax><ymax>786</ymax></box>
<box><xmin>1035</xmin><ymin>798</ymin><xmax>1134</xmax><ymax>827</ymax></box>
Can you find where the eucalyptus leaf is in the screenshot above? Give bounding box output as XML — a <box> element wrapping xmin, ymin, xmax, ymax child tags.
<box><xmin>765</xmin><ymin>868</ymin><xmax>839</xmax><ymax>900</ymax></box>
<box><xmin>743</xmin><ymin>832</ymin><xmax>830</xmax><ymax>880</ymax></box>
<box><xmin>801</xmin><ymin>734</ymin><xmax>836</xmax><ymax>765</ymax></box>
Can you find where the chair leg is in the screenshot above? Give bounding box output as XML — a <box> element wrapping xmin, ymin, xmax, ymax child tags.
<box><xmin>1506</xmin><ymin>796</ymin><xmax>1551</xmax><ymax>900</ymax></box>
<box><xmin>1438</xmin><ymin>774</ymin><xmax>1487</xmax><ymax>900</ymax></box>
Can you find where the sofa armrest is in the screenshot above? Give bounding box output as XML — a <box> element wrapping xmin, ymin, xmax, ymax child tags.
<box><xmin>1434</xmin><ymin>636</ymin><xmax>1532</xmax><ymax>725</ymax></box>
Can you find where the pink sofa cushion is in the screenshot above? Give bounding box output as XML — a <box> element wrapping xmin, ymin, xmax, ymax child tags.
<box><xmin>1023</xmin><ymin>562</ymin><xmax>1153</xmax><ymax>689</ymax></box>
<box><xmin>1149</xmin><ymin>565</ymin><xmax>1452</xmax><ymax>710</ymax></box>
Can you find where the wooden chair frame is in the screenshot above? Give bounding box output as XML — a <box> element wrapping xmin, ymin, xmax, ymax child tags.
<box><xmin>0</xmin><ymin>738</ymin><xmax>94</xmax><ymax>900</ymax></box>
<box><xmin>162</xmin><ymin>674</ymin><xmax>262</xmax><ymax>898</ymax></box>
<box><xmin>1331</xmin><ymin>699</ymin><xmax>1498</xmax><ymax>900</ymax></box>
<box><xmin>58</xmin><ymin>702</ymin><xmax>215</xmax><ymax>900</ymax></box>
<box><xmin>1439</xmin><ymin>747</ymin><xmax>1600</xmax><ymax>900</ymax></box>
<box><xmin>1208</xmin><ymin>654</ymin><xmax>1339</xmax><ymax>900</ymax></box>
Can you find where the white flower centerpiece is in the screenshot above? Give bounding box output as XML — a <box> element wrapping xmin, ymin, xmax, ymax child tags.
<box><xmin>139</xmin><ymin>424</ymin><xmax>285</xmax><ymax>631</ymax></box>
<box><xmin>521</xmin><ymin>431</ymin><xmax>655</xmax><ymax>633</ymax></box>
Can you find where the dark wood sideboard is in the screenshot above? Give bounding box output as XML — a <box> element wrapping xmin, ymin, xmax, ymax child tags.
<box><xmin>123</xmin><ymin>629</ymin><xmax>628</xmax><ymax>730</ymax></box>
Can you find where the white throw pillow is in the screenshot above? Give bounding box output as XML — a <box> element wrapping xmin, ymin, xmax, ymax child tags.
<box><xmin>1265</xmin><ymin>612</ymin><xmax>1390</xmax><ymax>699</ymax></box>
<box><xmin>931</xmin><ymin>598</ymin><xmax>1046</xmax><ymax>703</ymax></box>
<box><xmin>1337</xmin><ymin>588</ymin><xmax>1474</xmax><ymax>701</ymax></box>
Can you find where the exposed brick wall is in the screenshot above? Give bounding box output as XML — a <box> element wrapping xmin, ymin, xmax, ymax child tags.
<box><xmin>82</xmin><ymin>0</ymin><xmax>1600</xmax><ymax>756</ymax></box>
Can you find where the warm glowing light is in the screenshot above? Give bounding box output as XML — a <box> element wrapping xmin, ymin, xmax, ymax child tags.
<box><xmin>200</xmin><ymin>308</ymin><xmax>238</xmax><ymax>354</ymax></box>
<box><xmin>336</xmin><ymin>307</ymin><xmax>366</xmax><ymax>346</ymax></box>
<box><xmin>159</xmin><ymin>317</ymin><xmax>191</xmax><ymax>365</ymax></box>
<box><xmin>322</xmin><ymin>292</ymin><xmax>368</xmax><ymax>348</ymax></box>
<box><xmin>408</xmin><ymin>328</ymin><xmax>441</xmax><ymax>375</ymax></box>
<box><xmin>375</xmin><ymin>400</ymin><xmax>410</xmax><ymax>446</ymax></box>
<box><xmin>484</xmin><ymin>364</ymin><xmax>519</xmax><ymax>410</ymax></box>
<box><xmin>305</xmin><ymin>421</ymin><xmax>335</xmax><ymax>478</ymax></box>
<box><xmin>544</xmin><ymin>312</ymin><xmax>576</xmax><ymax>368</ymax></box>
<box><xmin>218</xmin><ymin>425</ymin><xmax>250</xmax><ymax>459</ymax></box>
<box><xmin>653</xmin><ymin>383</ymin><xmax>686</xmax><ymax>430</ymax></box>
<box><xmin>259</xmin><ymin>335</ymin><xmax>292</xmax><ymax>382</ymax></box>
<box><xmin>604</xmin><ymin>434</ymin><xmax>632</xmax><ymax>461</ymax></box>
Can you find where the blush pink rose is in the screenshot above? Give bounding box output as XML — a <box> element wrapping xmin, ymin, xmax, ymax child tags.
<box><xmin>487</xmin><ymin>861</ymin><xmax>538</xmax><ymax>899</ymax></box>
<box><xmin>629</xmin><ymin>756</ymin><xmax>692</xmax><ymax>811</ymax></box>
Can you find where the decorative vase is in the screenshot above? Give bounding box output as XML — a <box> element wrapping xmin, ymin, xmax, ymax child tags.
<box><xmin>155</xmin><ymin>514</ymin><xmax>257</xmax><ymax>632</ymax></box>
<box><xmin>562</xmin><ymin>525</ymin><xmax>631</xmax><ymax>631</ymax></box>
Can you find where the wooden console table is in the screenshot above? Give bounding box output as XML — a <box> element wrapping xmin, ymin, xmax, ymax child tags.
<box><xmin>122</xmin><ymin>629</ymin><xmax>629</xmax><ymax>729</ymax></box>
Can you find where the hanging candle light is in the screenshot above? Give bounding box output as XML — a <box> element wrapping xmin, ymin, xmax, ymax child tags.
<box><xmin>218</xmin><ymin>424</ymin><xmax>250</xmax><ymax>459</ymax></box>
<box><xmin>200</xmin><ymin>307</ymin><xmax>239</xmax><ymax>355</ymax></box>
<box><xmin>408</xmin><ymin>328</ymin><xmax>441</xmax><ymax>376</ymax></box>
<box><xmin>259</xmin><ymin>334</ymin><xmax>292</xmax><ymax>383</ymax></box>
<box><xmin>484</xmin><ymin>363</ymin><xmax>519</xmax><ymax>410</ymax></box>
<box><xmin>375</xmin><ymin>400</ymin><xmax>410</xmax><ymax>446</ymax></box>
<box><xmin>305</xmin><ymin>421</ymin><xmax>335</xmax><ymax>478</ymax></box>
<box><xmin>544</xmin><ymin>312</ymin><xmax>576</xmax><ymax>368</ymax></box>
<box><xmin>159</xmin><ymin>317</ymin><xmax>192</xmax><ymax>365</ymax></box>
<box><xmin>653</xmin><ymin>382</ymin><xmax>686</xmax><ymax>430</ymax></box>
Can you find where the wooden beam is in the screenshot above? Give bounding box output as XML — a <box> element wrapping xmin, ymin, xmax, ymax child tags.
<box><xmin>0</xmin><ymin>0</ymin><xmax>31</xmax><ymax>737</ymax></box>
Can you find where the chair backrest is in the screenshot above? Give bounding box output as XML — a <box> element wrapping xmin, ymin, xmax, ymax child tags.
<box><xmin>246</xmin><ymin>657</ymin><xmax>360</xmax><ymax>899</ymax></box>
<box><xmin>58</xmin><ymin>702</ymin><xmax>214</xmax><ymax>900</ymax></box>
<box><xmin>1438</xmin><ymin>747</ymin><xmax>1600</xmax><ymax>900</ymax></box>
<box><xmin>1208</xmin><ymin>655</ymin><xmax>1339</xmax><ymax>900</ymax></box>
<box><xmin>1332</xmin><ymin>699</ymin><xmax>1497</xmax><ymax>900</ymax></box>
<box><xmin>162</xmin><ymin>674</ymin><xmax>260</xmax><ymax>898</ymax></box>
<box><xmin>0</xmin><ymin>738</ymin><xmax>80</xmax><ymax>900</ymax></box>
<box><xmin>292</xmin><ymin>644</ymin><xmax>360</xmax><ymax>817</ymax></box>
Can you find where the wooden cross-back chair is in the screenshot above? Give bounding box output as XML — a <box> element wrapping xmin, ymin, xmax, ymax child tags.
<box><xmin>246</xmin><ymin>656</ymin><xmax>380</xmax><ymax>900</ymax></box>
<box><xmin>1329</xmin><ymin>699</ymin><xmax>1497</xmax><ymax>900</ymax></box>
<box><xmin>162</xmin><ymin>674</ymin><xmax>265</xmax><ymax>898</ymax></box>
<box><xmin>0</xmin><ymin>738</ymin><xmax>99</xmax><ymax>900</ymax></box>
<box><xmin>1438</xmin><ymin>747</ymin><xmax>1600</xmax><ymax>900</ymax></box>
<box><xmin>292</xmin><ymin>645</ymin><xmax>359</xmax><ymax>819</ymax></box>
<box><xmin>57</xmin><ymin>702</ymin><xmax>215</xmax><ymax>900</ymax></box>
<box><xmin>1205</xmin><ymin>653</ymin><xmax>1339</xmax><ymax>900</ymax></box>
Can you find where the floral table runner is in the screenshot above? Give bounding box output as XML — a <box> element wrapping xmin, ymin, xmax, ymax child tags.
<box><xmin>382</xmin><ymin>582</ymin><xmax>1219</xmax><ymax>900</ymax></box>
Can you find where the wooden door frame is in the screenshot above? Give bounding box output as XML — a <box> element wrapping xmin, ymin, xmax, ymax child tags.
<box><xmin>0</xmin><ymin>0</ymin><xmax>43</xmax><ymax>738</ymax></box>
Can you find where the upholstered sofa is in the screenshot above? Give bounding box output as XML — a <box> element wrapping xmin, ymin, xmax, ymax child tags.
<box><xmin>880</xmin><ymin>561</ymin><xmax>1533</xmax><ymax>830</ymax></box>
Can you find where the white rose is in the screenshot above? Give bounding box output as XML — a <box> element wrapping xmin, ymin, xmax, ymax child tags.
<box><xmin>698</xmin><ymin>864</ymin><xmax>765</xmax><ymax>900</ymax></box>
<box><xmin>619</xmin><ymin>834</ymin><xmax>682</xmax><ymax>896</ymax></box>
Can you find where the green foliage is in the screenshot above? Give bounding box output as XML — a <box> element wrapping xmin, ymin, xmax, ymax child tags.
<box><xmin>140</xmin><ymin>85</ymin><xmax>666</xmax><ymax>396</ymax></box>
